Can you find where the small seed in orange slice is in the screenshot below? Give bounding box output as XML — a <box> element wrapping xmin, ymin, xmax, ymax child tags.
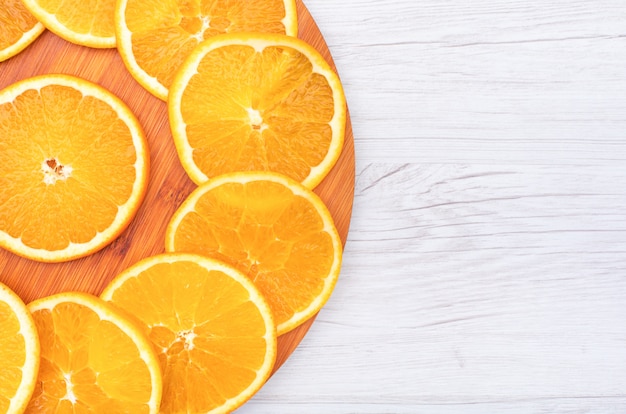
<box><xmin>165</xmin><ymin>172</ymin><xmax>343</xmax><ymax>335</ymax></box>
<box><xmin>26</xmin><ymin>292</ymin><xmax>162</xmax><ymax>413</ymax></box>
<box><xmin>0</xmin><ymin>281</ymin><xmax>40</xmax><ymax>414</ymax></box>
<box><xmin>101</xmin><ymin>253</ymin><xmax>277</xmax><ymax>414</ymax></box>
<box><xmin>0</xmin><ymin>74</ymin><xmax>149</xmax><ymax>263</ymax></box>
<box><xmin>169</xmin><ymin>33</ymin><xmax>346</xmax><ymax>189</ymax></box>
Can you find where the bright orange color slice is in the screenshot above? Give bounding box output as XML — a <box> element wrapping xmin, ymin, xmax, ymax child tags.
<box><xmin>0</xmin><ymin>0</ymin><xmax>45</xmax><ymax>62</ymax></box>
<box><xmin>101</xmin><ymin>253</ymin><xmax>277</xmax><ymax>414</ymax></box>
<box><xmin>0</xmin><ymin>281</ymin><xmax>40</xmax><ymax>414</ymax></box>
<box><xmin>26</xmin><ymin>292</ymin><xmax>162</xmax><ymax>413</ymax></box>
<box><xmin>168</xmin><ymin>33</ymin><xmax>346</xmax><ymax>189</ymax></box>
<box><xmin>165</xmin><ymin>172</ymin><xmax>343</xmax><ymax>335</ymax></box>
<box><xmin>0</xmin><ymin>74</ymin><xmax>149</xmax><ymax>263</ymax></box>
<box><xmin>20</xmin><ymin>0</ymin><xmax>116</xmax><ymax>48</ymax></box>
<box><xmin>116</xmin><ymin>0</ymin><xmax>298</xmax><ymax>100</ymax></box>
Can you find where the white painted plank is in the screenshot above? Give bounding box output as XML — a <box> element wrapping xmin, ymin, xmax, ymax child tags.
<box><xmin>239</xmin><ymin>163</ymin><xmax>626</xmax><ymax>412</ymax></box>
<box><xmin>305</xmin><ymin>0</ymin><xmax>626</xmax><ymax>165</ymax></box>
<box><xmin>241</xmin><ymin>399</ymin><xmax>626</xmax><ymax>414</ymax></box>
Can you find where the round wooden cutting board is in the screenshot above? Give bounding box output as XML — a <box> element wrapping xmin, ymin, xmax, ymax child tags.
<box><xmin>0</xmin><ymin>1</ymin><xmax>354</xmax><ymax>372</ymax></box>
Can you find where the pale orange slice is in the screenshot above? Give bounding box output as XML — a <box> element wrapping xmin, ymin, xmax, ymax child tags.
<box><xmin>116</xmin><ymin>0</ymin><xmax>298</xmax><ymax>100</ymax></box>
<box><xmin>26</xmin><ymin>292</ymin><xmax>162</xmax><ymax>413</ymax></box>
<box><xmin>165</xmin><ymin>172</ymin><xmax>343</xmax><ymax>335</ymax></box>
<box><xmin>0</xmin><ymin>0</ymin><xmax>45</xmax><ymax>62</ymax></box>
<box><xmin>0</xmin><ymin>74</ymin><xmax>149</xmax><ymax>262</ymax></box>
<box><xmin>20</xmin><ymin>0</ymin><xmax>116</xmax><ymax>48</ymax></box>
<box><xmin>168</xmin><ymin>33</ymin><xmax>346</xmax><ymax>189</ymax></box>
<box><xmin>0</xmin><ymin>281</ymin><xmax>40</xmax><ymax>414</ymax></box>
<box><xmin>101</xmin><ymin>253</ymin><xmax>277</xmax><ymax>414</ymax></box>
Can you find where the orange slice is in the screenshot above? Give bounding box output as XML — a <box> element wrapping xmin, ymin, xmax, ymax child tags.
<box><xmin>0</xmin><ymin>0</ymin><xmax>45</xmax><ymax>62</ymax></box>
<box><xmin>26</xmin><ymin>292</ymin><xmax>162</xmax><ymax>413</ymax></box>
<box><xmin>116</xmin><ymin>0</ymin><xmax>298</xmax><ymax>100</ymax></box>
<box><xmin>101</xmin><ymin>253</ymin><xmax>277</xmax><ymax>414</ymax></box>
<box><xmin>168</xmin><ymin>33</ymin><xmax>346</xmax><ymax>189</ymax></box>
<box><xmin>20</xmin><ymin>0</ymin><xmax>116</xmax><ymax>48</ymax></box>
<box><xmin>165</xmin><ymin>172</ymin><xmax>343</xmax><ymax>335</ymax></box>
<box><xmin>0</xmin><ymin>281</ymin><xmax>40</xmax><ymax>414</ymax></box>
<box><xmin>0</xmin><ymin>74</ymin><xmax>149</xmax><ymax>263</ymax></box>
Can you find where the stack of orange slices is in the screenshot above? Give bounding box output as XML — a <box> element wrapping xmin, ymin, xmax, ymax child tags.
<box><xmin>101</xmin><ymin>254</ymin><xmax>278</xmax><ymax>413</ymax></box>
<box><xmin>116</xmin><ymin>0</ymin><xmax>299</xmax><ymax>100</ymax></box>
<box><xmin>0</xmin><ymin>0</ymin><xmax>348</xmax><ymax>412</ymax></box>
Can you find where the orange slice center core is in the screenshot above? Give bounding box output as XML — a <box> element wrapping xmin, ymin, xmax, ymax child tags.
<box><xmin>247</xmin><ymin>108</ymin><xmax>268</xmax><ymax>132</ymax></box>
<box><xmin>42</xmin><ymin>157</ymin><xmax>72</xmax><ymax>185</ymax></box>
<box><xmin>177</xmin><ymin>329</ymin><xmax>197</xmax><ymax>350</ymax></box>
<box><xmin>62</xmin><ymin>372</ymin><xmax>77</xmax><ymax>404</ymax></box>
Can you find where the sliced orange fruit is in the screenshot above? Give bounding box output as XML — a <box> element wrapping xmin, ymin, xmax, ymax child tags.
<box><xmin>101</xmin><ymin>253</ymin><xmax>277</xmax><ymax>414</ymax></box>
<box><xmin>116</xmin><ymin>0</ymin><xmax>298</xmax><ymax>100</ymax></box>
<box><xmin>20</xmin><ymin>0</ymin><xmax>116</xmax><ymax>48</ymax></box>
<box><xmin>168</xmin><ymin>33</ymin><xmax>346</xmax><ymax>189</ymax></box>
<box><xmin>0</xmin><ymin>281</ymin><xmax>40</xmax><ymax>414</ymax></box>
<box><xmin>0</xmin><ymin>0</ymin><xmax>45</xmax><ymax>62</ymax></box>
<box><xmin>0</xmin><ymin>74</ymin><xmax>149</xmax><ymax>263</ymax></box>
<box><xmin>26</xmin><ymin>292</ymin><xmax>162</xmax><ymax>413</ymax></box>
<box><xmin>165</xmin><ymin>172</ymin><xmax>343</xmax><ymax>335</ymax></box>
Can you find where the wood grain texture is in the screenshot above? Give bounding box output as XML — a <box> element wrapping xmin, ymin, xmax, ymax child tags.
<box><xmin>238</xmin><ymin>0</ymin><xmax>626</xmax><ymax>413</ymax></box>
<box><xmin>0</xmin><ymin>0</ymin><xmax>354</xmax><ymax>376</ymax></box>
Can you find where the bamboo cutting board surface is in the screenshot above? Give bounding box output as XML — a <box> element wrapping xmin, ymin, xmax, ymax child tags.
<box><xmin>0</xmin><ymin>1</ymin><xmax>354</xmax><ymax>372</ymax></box>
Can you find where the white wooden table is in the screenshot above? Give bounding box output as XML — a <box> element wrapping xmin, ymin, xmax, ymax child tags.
<box><xmin>240</xmin><ymin>1</ymin><xmax>626</xmax><ymax>412</ymax></box>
